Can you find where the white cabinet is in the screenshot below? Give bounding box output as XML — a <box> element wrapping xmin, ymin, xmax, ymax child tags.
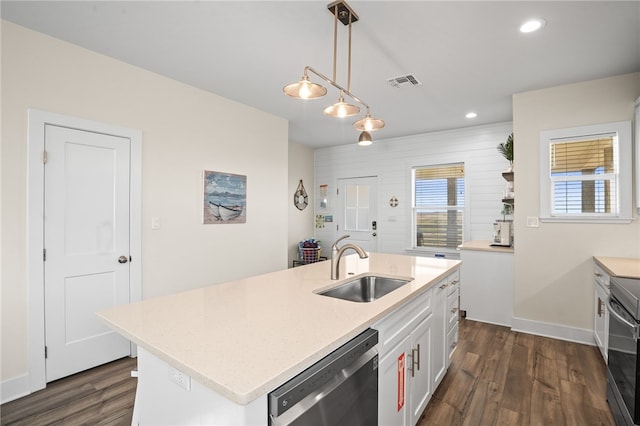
<box><xmin>378</xmin><ymin>335</ymin><xmax>412</xmax><ymax>426</ymax></box>
<box><xmin>408</xmin><ymin>315</ymin><xmax>433</xmax><ymax>426</ymax></box>
<box><xmin>376</xmin><ymin>287</ymin><xmax>433</xmax><ymax>426</ymax></box>
<box><xmin>446</xmin><ymin>270</ymin><xmax>460</xmax><ymax>362</ymax></box>
<box><xmin>430</xmin><ymin>277</ymin><xmax>447</xmax><ymax>392</ymax></box>
<box><xmin>594</xmin><ymin>263</ymin><xmax>610</xmax><ymax>362</ymax></box>
<box><xmin>375</xmin><ymin>268</ymin><xmax>460</xmax><ymax>426</ymax></box>
<box><xmin>429</xmin><ymin>269</ymin><xmax>459</xmax><ymax>393</ymax></box>
<box><xmin>459</xmin><ymin>248</ymin><xmax>513</xmax><ymax>327</ymax></box>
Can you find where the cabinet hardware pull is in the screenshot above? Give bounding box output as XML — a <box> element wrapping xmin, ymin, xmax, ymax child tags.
<box><xmin>408</xmin><ymin>345</ymin><xmax>421</xmax><ymax>377</ymax></box>
<box><xmin>451</xmin><ymin>307</ymin><xmax>458</xmax><ymax>314</ymax></box>
<box><xmin>407</xmin><ymin>352</ymin><xmax>415</xmax><ymax>377</ymax></box>
<box><xmin>597</xmin><ymin>297</ymin><xmax>604</xmax><ymax>317</ymax></box>
<box><xmin>595</xmin><ymin>272</ymin><xmax>602</xmax><ymax>277</ymax></box>
<box><xmin>439</xmin><ymin>283</ymin><xmax>448</xmax><ymax>289</ymax></box>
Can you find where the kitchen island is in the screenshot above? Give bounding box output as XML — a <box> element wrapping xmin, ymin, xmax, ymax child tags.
<box><xmin>98</xmin><ymin>252</ymin><xmax>460</xmax><ymax>425</ymax></box>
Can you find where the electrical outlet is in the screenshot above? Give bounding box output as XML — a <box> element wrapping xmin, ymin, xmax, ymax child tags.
<box><xmin>169</xmin><ymin>366</ymin><xmax>191</xmax><ymax>391</ymax></box>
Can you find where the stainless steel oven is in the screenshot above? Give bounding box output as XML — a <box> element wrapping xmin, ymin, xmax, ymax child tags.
<box><xmin>607</xmin><ymin>276</ymin><xmax>640</xmax><ymax>426</ymax></box>
<box><xmin>268</xmin><ymin>328</ymin><xmax>378</xmax><ymax>426</ymax></box>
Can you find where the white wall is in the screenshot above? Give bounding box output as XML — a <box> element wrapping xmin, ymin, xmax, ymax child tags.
<box><xmin>512</xmin><ymin>73</ymin><xmax>640</xmax><ymax>338</ymax></box>
<box><xmin>288</xmin><ymin>142</ymin><xmax>315</xmax><ymax>266</ymax></box>
<box><xmin>314</xmin><ymin>122</ymin><xmax>513</xmax><ymax>256</ymax></box>
<box><xmin>1</xmin><ymin>21</ymin><xmax>288</xmax><ymax>389</ymax></box>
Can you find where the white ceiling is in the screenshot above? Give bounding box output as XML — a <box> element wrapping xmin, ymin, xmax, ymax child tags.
<box><xmin>2</xmin><ymin>1</ymin><xmax>639</xmax><ymax>148</ymax></box>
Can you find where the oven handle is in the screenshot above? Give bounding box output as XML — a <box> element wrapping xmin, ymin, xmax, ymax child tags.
<box><xmin>607</xmin><ymin>296</ymin><xmax>640</xmax><ymax>341</ymax></box>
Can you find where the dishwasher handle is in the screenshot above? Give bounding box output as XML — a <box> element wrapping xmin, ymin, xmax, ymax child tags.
<box><xmin>608</xmin><ymin>296</ymin><xmax>640</xmax><ymax>341</ymax></box>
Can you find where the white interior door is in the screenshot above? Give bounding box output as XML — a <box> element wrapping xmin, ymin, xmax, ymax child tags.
<box><xmin>44</xmin><ymin>124</ymin><xmax>131</xmax><ymax>382</ymax></box>
<box><xmin>337</xmin><ymin>177</ymin><xmax>378</xmax><ymax>252</ymax></box>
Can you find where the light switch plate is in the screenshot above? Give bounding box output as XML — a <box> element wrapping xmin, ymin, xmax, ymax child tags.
<box><xmin>526</xmin><ymin>216</ymin><xmax>540</xmax><ymax>227</ymax></box>
<box><xmin>151</xmin><ymin>217</ymin><xmax>161</xmax><ymax>230</ymax></box>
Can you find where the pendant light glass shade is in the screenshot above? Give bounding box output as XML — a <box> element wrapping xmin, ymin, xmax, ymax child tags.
<box><xmin>358</xmin><ymin>131</ymin><xmax>373</xmax><ymax>146</ymax></box>
<box><xmin>283</xmin><ymin>75</ymin><xmax>327</xmax><ymax>99</ymax></box>
<box><xmin>323</xmin><ymin>93</ymin><xmax>360</xmax><ymax>117</ymax></box>
<box><xmin>353</xmin><ymin>113</ymin><xmax>385</xmax><ymax>131</ymax></box>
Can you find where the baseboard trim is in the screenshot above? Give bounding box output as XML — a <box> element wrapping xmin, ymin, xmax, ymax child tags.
<box><xmin>1</xmin><ymin>374</ymin><xmax>30</xmax><ymax>404</ymax></box>
<box><xmin>511</xmin><ymin>316</ymin><xmax>595</xmax><ymax>346</ymax></box>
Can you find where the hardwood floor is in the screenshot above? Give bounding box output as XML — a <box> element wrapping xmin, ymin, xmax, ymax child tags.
<box><xmin>418</xmin><ymin>319</ymin><xmax>614</xmax><ymax>426</ymax></box>
<box><xmin>1</xmin><ymin>319</ymin><xmax>614</xmax><ymax>425</ymax></box>
<box><xmin>1</xmin><ymin>357</ymin><xmax>137</xmax><ymax>426</ymax></box>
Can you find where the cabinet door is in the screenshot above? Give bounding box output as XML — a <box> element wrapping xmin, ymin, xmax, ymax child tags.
<box><xmin>379</xmin><ymin>335</ymin><xmax>411</xmax><ymax>426</ymax></box>
<box><xmin>594</xmin><ymin>282</ymin><xmax>609</xmax><ymax>361</ymax></box>
<box><xmin>431</xmin><ymin>279</ymin><xmax>447</xmax><ymax>391</ymax></box>
<box><xmin>409</xmin><ymin>314</ymin><xmax>433</xmax><ymax>426</ymax></box>
<box><xmin>447</xmin><ymin>287</ymin><xmax>460</xmax><ymax>332</ymax></box>
<box><xmin>447</xmin><ymin>287</ymin><xmax>460</xmax><ymax>363</ymax></box>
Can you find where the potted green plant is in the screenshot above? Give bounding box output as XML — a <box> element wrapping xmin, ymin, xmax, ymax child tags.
<box><xmin>497</xmin><ymin>132</ymin><xmax>513</xmax><ymax>171</ymax></box>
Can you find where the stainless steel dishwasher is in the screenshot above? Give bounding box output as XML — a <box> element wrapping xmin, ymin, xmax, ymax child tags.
<box><xmin>268</xmin><ymin>328</ymin><xmax>378</xmax><ymax>426</ymax></box>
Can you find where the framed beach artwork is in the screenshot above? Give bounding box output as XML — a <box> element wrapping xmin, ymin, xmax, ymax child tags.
<box><xmin>203</xmin><ymin>170</ymin><xmax>247</xmax><ymax>224</ymax></box>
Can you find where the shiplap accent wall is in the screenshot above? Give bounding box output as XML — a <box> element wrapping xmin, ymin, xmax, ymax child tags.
<box><xmin>314</xmin><ymin>122</ymin><xmax>513</xmax><ymax>258</ymax></box>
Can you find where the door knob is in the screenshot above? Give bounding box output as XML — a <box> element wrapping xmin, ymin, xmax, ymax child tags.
<box><xmin>118</xmin><ymin>256</ymin><xmax>129</xmax><ymax>264</ymax></box>
<box><xmin>372</xmin><ymin>232</ymin><xmax>377</xmax><ymax>237</ymax></box>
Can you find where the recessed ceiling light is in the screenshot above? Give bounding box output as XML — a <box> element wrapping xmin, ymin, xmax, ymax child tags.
<box><xmin>520</xmin><ymin>18</ymin><xmax>546</xmax><ymax>33</ymax></box>
<box><xmin>465</xmin><ymin>112</ymin><xmax>477</xmax><ymax>119</ymax></box>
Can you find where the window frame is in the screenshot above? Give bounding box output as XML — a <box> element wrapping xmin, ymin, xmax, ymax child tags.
<box><xmin>410</xmin><ymin>162</ymin><xmax>466</xmax><ymax>252</ymax></box>
<box><xmin>539</xmin><ymin>121</ymin><xmax>632</xmax><ymax>223</ymax></box>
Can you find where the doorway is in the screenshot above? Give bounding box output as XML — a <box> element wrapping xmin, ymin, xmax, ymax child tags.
<box><xmin>337</xmin><ymin>176</ymin><xmax>378</xmax><ymax>252</ymax></box>
<box><xmin>28</xmin><ymin>110</ymin><xmax>142</xmax><ymax>392</ymax></box>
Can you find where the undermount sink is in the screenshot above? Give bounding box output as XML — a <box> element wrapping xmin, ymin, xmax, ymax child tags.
<box><xmin>317</xmin><ymin>275</ymin><xmax>412</xmax><ymax>303</ymax></box>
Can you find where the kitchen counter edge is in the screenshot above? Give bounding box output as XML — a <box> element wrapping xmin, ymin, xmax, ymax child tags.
<box><xmin>458</xmin><ymin>240</ymin><xmax>514</xmax><ymax>254</ymax></box>
<box><xmin>593</xmin><ymin>256</ymin><xmax>640</xmax><ymax>279</ymax></box>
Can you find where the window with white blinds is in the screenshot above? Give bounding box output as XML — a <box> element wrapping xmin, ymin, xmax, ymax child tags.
<box><xmin>412</xmin><ymin>164</ymin><xmax>464</xmax><ymax>249</ymax></box>
<box><xmin>550</xmin><ymin>136</ymin><xmax>617</xmax><ymax>215</ymax></box>
<box><xmin>539</xmin><ymin>121</ymin><xmax>632</xmax><ymax>223</ymax></box>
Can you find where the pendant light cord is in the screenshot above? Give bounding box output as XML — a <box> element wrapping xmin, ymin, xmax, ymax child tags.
<box><xmin>332</xmin><ymin>5</ymin><xmax>338</xmax><ymax>83</ymax></box>
<box><xmin>347</xmin><ymin>13</ymin><xmax>352</xmax><ymax>91</ymax></box>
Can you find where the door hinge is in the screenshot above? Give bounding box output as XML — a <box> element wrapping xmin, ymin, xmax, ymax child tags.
<box><xmin>43</xmin><ymin>150</ymin><xmax>48</xmax><ymax>164</ymax></box>
<box><xmin>43</xmin><ymin>248</ymin><xmax>47</xmax><ymax>261</ymax></box>
<box><xmin>45</xmin><ymin>346</ymin><xmax>48</xmax><ymax>359</ymax></box>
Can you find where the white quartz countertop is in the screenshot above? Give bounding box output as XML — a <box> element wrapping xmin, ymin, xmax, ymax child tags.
<box><xmin>594</xmin><ymin>256</ymin><xmax>640</xmax><ymax>279</ymax></box>
<box><xmin>97</xmin><ymin>253</ymin><xmax>460</xmax><ymax>406</ymax></box>
<box><xmin>458</xmin><ymin>240</ymin><xmax>514</xmax><ymax>254</ymax></box>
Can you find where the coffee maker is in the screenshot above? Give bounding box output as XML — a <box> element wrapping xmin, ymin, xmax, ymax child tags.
<box><xmin>491</xmin><ymin>220</ymin><xmax>513</xmax><ymax>247</ymax></box>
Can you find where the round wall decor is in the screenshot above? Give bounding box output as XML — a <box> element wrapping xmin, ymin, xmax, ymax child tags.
<box><xmin>294</xmin><ymin>179</ymin><xmax>308</xmax><ymax>210</ymax></box>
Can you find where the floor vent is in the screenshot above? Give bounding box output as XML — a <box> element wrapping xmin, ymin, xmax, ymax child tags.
<box><xmin>387</xmin><ymin>74</ymin><xmax>422</xmax><ymax>88</ymax></box>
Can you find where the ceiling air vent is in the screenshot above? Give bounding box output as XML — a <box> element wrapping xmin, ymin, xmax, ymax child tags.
<box><xmin>387</xmin><ymin>74</ymin><xmax>422</xmax><ymax>88</ymax></box>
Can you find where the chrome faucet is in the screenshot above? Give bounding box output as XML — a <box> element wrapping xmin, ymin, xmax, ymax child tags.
<box><xmin>331</xmin><ymin>235</ymin><xmax>368</xmax><ymax>280</ymax></box>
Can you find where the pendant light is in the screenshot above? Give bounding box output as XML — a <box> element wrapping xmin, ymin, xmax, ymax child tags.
<box><xmin>283</xmin><ymin>73</ymin><xmax>327</xmax><ymax>99</ymax></box>
<box><xmin>358</xmin><ymin>131</ymin><xmax>373</xmax><ymax>146</ymax></box>
<box><xmin>283</xmin><ymin>1</ymin><xmax>384</xmax><ymax>144</ymax></box>
<box><xmin>324</xmin><ymin>91</ymin><xmax>360</xmax><ymax>117</ymax></box>
<box><xmin>353</xmin><ymin>111</ymin><xmax>385</xmax><ymax>132</ymax></box>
